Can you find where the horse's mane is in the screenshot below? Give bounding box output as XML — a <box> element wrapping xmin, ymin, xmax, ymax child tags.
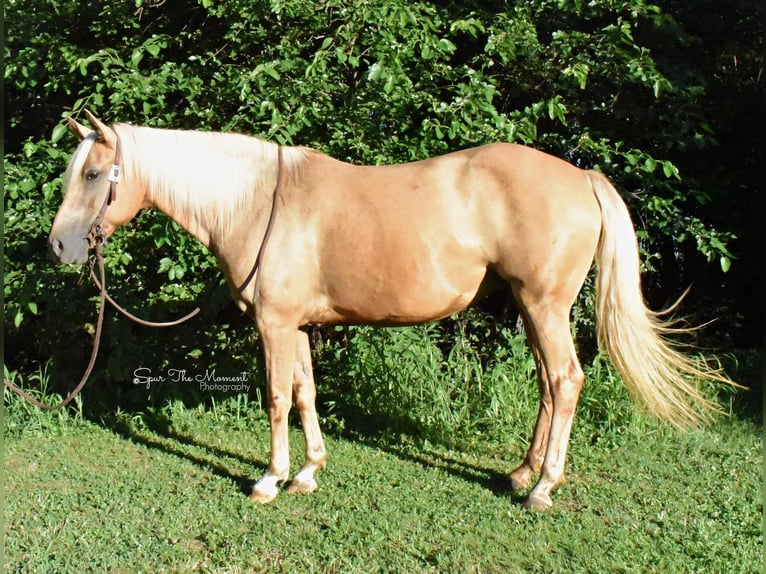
<box><xmin>114</xmin><ymin>124</ymin><xmax>309</xmax><ymax>237</ymax></box>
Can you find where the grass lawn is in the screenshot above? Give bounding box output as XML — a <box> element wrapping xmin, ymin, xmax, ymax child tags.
<box><xmin>3</xmin><ymin>398</ymin><xmax>762</xmax><ymax>573</ymax></box>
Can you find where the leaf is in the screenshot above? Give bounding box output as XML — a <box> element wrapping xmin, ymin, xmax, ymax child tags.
<box><xmin>384</xmin><ymin>74</ymin><xmax>395</xmax><ymax>94</ymax></box>
<box><xmin>27</xmin><ymin>302</ymin><xmax>38</xmax><ymax>315</ymax></box>
<box><xmin>158</xmin><ymin>257</ymin><xmax>173</xmax><ymax>273</ymax></box>
<box><xmin>131</xmin><ymin>50</ymin><xmax>144</xmax><ymax>68</ymax></box>
<box><xmin>51</xmin><ymin>123</ymin><xmax>68</xmax><ymax>143</ymax></box>
<box><xmin>547</xmin><ymin>98</ymin><xmax>567</xmax><ymax>124</ymax></box>
<box><xmin>438</xmin><ymin>39</ymin><xmax>457</xmax><ymax>54</ymax></box>
<box><xmin>367</xmin><ymin>62</ymin><xmax>383</xmax><ymax>82</ymax></box>
<box><xmin>661</xmin><ymin>161</ymin><xmax>681</xmax><ymax>180</ymax></box>
<box><xmin>401</xmin><ymin>6</ymin><xmax>417</xmax><ymax>26</ymax></box>
<box><xmin>720</xmin><ymin>256</ymin><xmax>731</xmax><ymax>273</ymax></box>
<box><xmin>146</xmin><ymin>43</ymin><xmax>161</xmax><ymax>57</ymax></box>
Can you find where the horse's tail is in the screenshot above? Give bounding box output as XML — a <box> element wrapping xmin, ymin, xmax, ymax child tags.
<box><xmin>587</xmin><ymin>170</ymin><xmax>735</xmax><ymax>428</ymax></box>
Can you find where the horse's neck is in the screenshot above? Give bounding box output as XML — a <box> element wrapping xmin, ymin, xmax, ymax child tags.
<box><xmin>124</xmin><ymin>126</ymin><xmax>281</xmax><ymax>249</ymax></box>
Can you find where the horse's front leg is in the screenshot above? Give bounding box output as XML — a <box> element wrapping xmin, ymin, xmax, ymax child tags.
<box><xmin>250</xmin><ymin>323</ymin><xmax>298</xmax><ymax>504</ymax></box>
<box><xmin>286</xmin><ymin>330</ymin><xmax>327</xmax><ymax>495</ymax></box>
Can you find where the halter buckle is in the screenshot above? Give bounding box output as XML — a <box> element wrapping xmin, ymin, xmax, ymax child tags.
<box><xmin>108</xmin><ymin>164</ymin><xmax>122</xmax><ymax>184</ymax></box>
<box><xmin>86</xmin><ymin>224</ymin><xmax>107</xmax><ymax>250</ymax></box>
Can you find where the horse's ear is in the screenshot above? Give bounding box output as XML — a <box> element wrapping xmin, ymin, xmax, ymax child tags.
<box><xmin>67</xmin><ymin>116</ymin><xmax>91</xmax><ymax>141</ymax></box>
<box><xmin>83</xmin><ymin>110</ymin><xmax>115</xmax><ymax>144</ymax></box>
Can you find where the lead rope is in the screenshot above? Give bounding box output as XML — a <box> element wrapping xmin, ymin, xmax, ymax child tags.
<box><xmin>90</xmin><ymin>269</ymin><xmax>203</xmax><ymax>327</ymax></box>
<box><xmin>3</xmin><ymin>245</ymin><xmax>108</xmax><ymax>410</ymax></box>
<box><xmin>4</xmin><ymin>141</ymin><xmax>285</xmax><ymax>410</ymax></box>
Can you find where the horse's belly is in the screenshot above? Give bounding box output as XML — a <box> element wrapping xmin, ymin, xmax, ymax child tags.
<box><xmin>308</xmin><ymin>263</ymin><xmax>494</xmax><ymax>326</ymax></box>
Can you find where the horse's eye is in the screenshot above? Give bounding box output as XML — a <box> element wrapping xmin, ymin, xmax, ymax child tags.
<box><xmin>85</xmin><ymin>170</ymin><xmax>100</xmax><ymax>182</ymax></box>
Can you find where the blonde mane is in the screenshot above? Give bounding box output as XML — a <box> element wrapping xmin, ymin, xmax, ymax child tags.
<box><xmin>113</xmin><ymin>124</ymin><xmax>309</xmax><ymax>237</ymax></box>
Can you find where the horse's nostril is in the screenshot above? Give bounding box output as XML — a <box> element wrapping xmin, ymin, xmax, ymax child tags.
<box><xmin>49</xmin><ymin>237</ymin><xmax>64</xmax><ymax>258</ymax></box>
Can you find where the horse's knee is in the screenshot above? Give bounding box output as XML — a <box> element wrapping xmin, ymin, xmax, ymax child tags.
<box><xmin>293</xmin><ymin>366</ymin><xmax>316</xmax><ymax>409</ymax></box>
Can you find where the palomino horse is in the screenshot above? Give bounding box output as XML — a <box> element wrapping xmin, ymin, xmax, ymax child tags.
<box><xmin>49</xmin><ymin>111</ymin><xmax>729</xmax><ymax>510</ymax></box>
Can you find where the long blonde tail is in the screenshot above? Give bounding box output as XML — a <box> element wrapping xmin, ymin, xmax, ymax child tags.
<box><xmin>587</xmin><ymin>170</ymin><xmax>735</xmax><ymax>428</ymax></box>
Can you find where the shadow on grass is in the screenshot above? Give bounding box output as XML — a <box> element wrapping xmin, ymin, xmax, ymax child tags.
<box><xmin>314</xmin><ymin>396</ymin><xmax>530</xmax><ymax>505</ymax></box>
<box><xmin>721</xmin><ymin>350</ymin><xmax>763</xmax><ymax>426</ymax></box>
<box><xmin>67</xmin><ymin>346</ymin><xmax>760</xmax><ymax>510</ymax></box>
<box><xmin>386</xmin><ymin>442</ymin><xmax>528</xmax><ymax>505</ymax></box>
<box><xmin>100</xmin><ymin>409</ymin><xmax>260</xmax><ymax>498</ymax></box>
<box><xmin>86</xmin><ymin>392</ymin><xmax>531</xmax><ymax>506</ymax></box>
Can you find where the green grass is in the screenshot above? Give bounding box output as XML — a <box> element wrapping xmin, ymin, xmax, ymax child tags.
<box><xmin>4</xmin><ymin>333</ymin><xmax>762</xmax><ymax>572</ymax></box>
<box><xmin>4</xmin><ymin>392</ymin><xmax>762</xmax><ymax>573</ymax></box>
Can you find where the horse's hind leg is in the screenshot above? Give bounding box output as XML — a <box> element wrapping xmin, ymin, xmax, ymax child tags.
<box><xmin>509</xmin><ymin>314</ymin><xmax>553</xmax><ymax>491</ymax></box>
<box><xmin>513</xmin><ymin>298</ymin><xmax>585</xmax><ymax>510</ymax></box>
<box><xmin>287</xmin><ymin>330</ymin><xmax>327</xmax><ymax>495</ymax></box>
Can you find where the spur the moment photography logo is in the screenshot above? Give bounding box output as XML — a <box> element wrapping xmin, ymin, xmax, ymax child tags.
<box><xmin>133</xmin><ymin>366</ymin><xmax>251</xmax><ymax>393</ymax></box>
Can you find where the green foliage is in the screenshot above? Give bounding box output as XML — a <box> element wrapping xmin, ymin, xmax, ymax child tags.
<box><xmin>3</xmin><ymin>363</ymin><xmax>84</xmax><ymax>433</ymax></box>
<box><xmin>317</xmin><ymin>321</ymin><xmax>540</xmax><ymax>447</ymax></box>
<box><xmin>4</xmin><ymin>0</ymin><xmax>761</xmax><ymax>428</ymax></box>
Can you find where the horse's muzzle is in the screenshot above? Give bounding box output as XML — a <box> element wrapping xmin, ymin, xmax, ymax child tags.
<box><xmin>48</xmin><ymin>233</ymin><xmax>90</xmax><ymax>265</ymax></box>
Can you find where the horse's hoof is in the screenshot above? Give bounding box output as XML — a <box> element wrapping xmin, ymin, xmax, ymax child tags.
<box><xmin>522</xmin><ymin>493</ymin><xmax>553</xmax><ymax>511</ymax></box>
<box><xmin>509</xmin><ymin>474</ymin><xmax>530</xmax><ymax>492</ymax></box>
<box><xmin>287</xmin><ymin>478</ymin><xmax>318</xmax><ymax>495</ymax></box>
<box><xmin>509</xmin><ymin>467</ymin><xmax>533</xmax><ymax>492</ymax></box>
<box><xmin>250</xmin><ymin>485</ymin><xmax>279</xmax><ymax>504</ymax></box>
